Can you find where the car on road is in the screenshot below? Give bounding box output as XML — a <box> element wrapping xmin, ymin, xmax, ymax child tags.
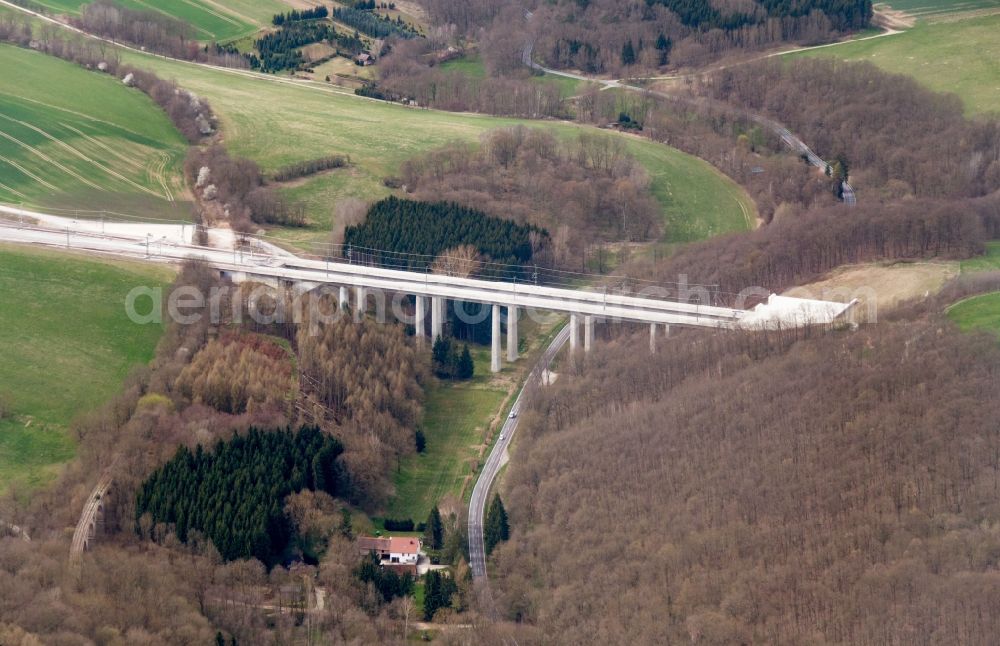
<box><xmin>499</xmin><ymin>434</ymin><xmax>505</xmax><ymax>441</ymax></box>
<box><xmin>509</xmin><ymin>411</ymin><xmax>517</xmax><ymax>419</ymax></box>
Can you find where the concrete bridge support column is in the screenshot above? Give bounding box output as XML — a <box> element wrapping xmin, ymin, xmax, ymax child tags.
<box><xmin>339</xmin><ymin>285</ymin><xmax>349</xmax><ymax>311</ymax></box>
<box><xmin>431</xmin><ymin>296</ymin><xmax>443</xmax><ymax>340</ymax></box>
<box><xmin>649</xmin><ymin>323</ymin><xmax>657</xmax><ymax>354</ymax></box>
<box><xmin>491</xmin><ymin>304</ymin><xmax>502</xmax><ymax>373</ymax></box>
<box><xmin>507</xmin><ymin>305</ymin><xmax>518</xmax><ymax>362</ymax></box>
<box><xmin>569</xmin><ymin>314</ymin><xmax>579</xmax><ymax>351</ymax></box>
<box><xmin>584</xmin><ymin>315</ymin><xmax>594</xmax><ymax>352</ymax></box>
<box><xmin>415</xmin><ymin>295</ymin><xmax>426</xmax><ymax>342</ymax></box>
<box><xmin>355</xmin><ymin>286</ymin><xmax>366</xmax><ymax>322</ymax></box>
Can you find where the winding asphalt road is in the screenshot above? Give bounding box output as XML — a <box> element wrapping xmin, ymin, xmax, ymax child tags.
<box><xmin>468</xmin><ymin>324</ymin><xmax>570</xmax><ymax>611</ymax></box>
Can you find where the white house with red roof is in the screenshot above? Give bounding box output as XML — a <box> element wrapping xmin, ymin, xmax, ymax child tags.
<box><xmin>357</xmin><ymin>536</ymin><xmax>422</xmax><ymax>574</ymax></box>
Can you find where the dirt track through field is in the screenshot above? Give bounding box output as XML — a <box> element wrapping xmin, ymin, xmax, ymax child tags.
<box><xmin>0</xmin><ymin>129</ymin><xmax>102</xmax><ymax>190</ymax></box>
<box><xmin>60</xmin><ymin>123</ymin><xmax>144</xmax><ymax>171</ymax></box>
<box><xmin>0</xmin><ymin>153</ymin><xmax>58</xmax><ymax>191</ymax></box>
<box><xmin>0</xmin><ymin>179</ymin><xmax>26</xmax><ymax>199</ymax></box>
<box><xmin>0</xmin><ymin>114</ymin><xmax>167</xmax><ymax>199</ymax></box>
<box><xmin>149</xmin><ymin>152</ymin><xmax>174</xmax><ymax>201</ymax></box>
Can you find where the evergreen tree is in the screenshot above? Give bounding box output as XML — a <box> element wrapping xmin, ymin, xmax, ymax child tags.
<box><xmin>655</xmin><ymin>32</ymin><xmax>672</xmax><ymax>66</ymax></box>
<box><xmin>425</xmin><ymin>505</ymin><xmax>444</xmax><ymax>550</ymax></box>
<box><xmin>340</xmin><ymin>508</ymin><xmax>353</xmax><ymax>539</ymax></box>
<box><xmin>415</xmin><ymin>428</ymin><xmax>427</xmax><ymax>453</ymax></box>
<box><xmin>422</xmin><ymin>570</ymin><xmax>457</xmax><ymax>620</ymax></box>
<box><xmin>343</xmin><ymin>197</ymin><xmax>547</xmax><ymax>274</ymax></box>
<box><xmin>432</xmin><ymin>336</ymin><xmax>453</xmax><ymax>378</ymax></box>
<box><xmin>355</xmin><ymin>551</ymin><xmax>415</xmax><ymax>603</ymax></box>
<box><xmin>484</xmin><ymin>493</ymin><xmax>510</xmax><ymax>555</ymax></box>
<box><xmin>135</xmin><ymin>426</ymin><xmax>344</xmax><ymax>567</ymax></box>
<box><xmin>621</xmin><ymin>39</ymin><xmax>636</xmax><ymax>66</ymax></box>
<box><xmin>457</xmin><ymin>345</ymin><xmax>474</xmax><ymax>380</ymax></box>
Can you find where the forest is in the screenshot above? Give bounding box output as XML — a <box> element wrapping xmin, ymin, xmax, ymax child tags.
<box><xmin>0</xmin><ymin>262</ymin><xmax>448</xmax><ymax>643</ymax></box>
<box><xmin>135</xmin><ymin>427</ymin><xmax>344</xmax><ymax>566</ymax></box>
<box><xmin>175</xmin><ymin>331</ymin><xmax>293</xmax><ymax>415</ymax></box>
<box><xmin>651</xmin><ymin>0</ymin><xmax>871</xmax><ymax>31</ymax></box>
<box><xmin>701</xmin><ymin>59</ymin><xmax>1000</xmax><ymax>200</ymax></box>
<box><xmin>342</xmin><ymin>196</ymin><xmax>548</xmax><ymax>272</ymax></box>
<box><xmin>271</xmin><ymin>5</ymin><xmax>329</xmax><ymax>26</ymax></box>
<box><xmin>396</xmin><ymin>127</ymin><xmax>660</xmax><ymax>268</ymax></box>
<box><xmin>253</xmin><ymin>22</ymin><xmax>344</xmax><ymax>72</ymax></box>
<box><xmin>296</xmin><ymin>305</ymin><xmax>427</xmax><ymax>508</ymax></box>
<box><xmin>420</xmin><ymin>0</ymin><xmax>871</xmax><ymax>74</ymax></box>
<box><xmin>640</xmin><ymin>194</ymin><xmax>997</xmax><ymax>300</ymax></box>
<box><xmin>332</xmin><ymin>6</ymin><xmax>417</xmax><ymax>39</ymax></box>
<box><xmin>375</xmin><ymin>38</ymin><xmax>569</xmax><ymax>118</ymax></box>
<box><xmin>491</xmin><ymin>308</ymin><xmax>1000</xmax><ymax>643</ymax></box>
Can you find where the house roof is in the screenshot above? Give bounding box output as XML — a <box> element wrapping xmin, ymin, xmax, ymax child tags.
<box><xmin>357</xmin><ymin>536</ymin><xmax>421</xmax><ymax>554</ymax></box>
<box><xmin>357</xmin><ymin>536</ymin><xmax>390</xmax><ymax>552</ymax></box>
<box><xmin>388</xmin><ymin>536</ymin><xmax>421</xmax><ymax>555</ymax></box>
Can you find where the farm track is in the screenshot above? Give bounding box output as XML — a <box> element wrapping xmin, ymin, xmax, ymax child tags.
<box><xmin>150</xmin><ymin>152</ymin><xmax>173</xmax><ymax>201</ymax></box>
<box><xmin>0</xmin><ymin>127</ymin><xmax>103</xmax><ymax>190</ymax></box>
<box><xmin>60</xmin><ymin>123</ymin><xmax>144</xmax><ymax>171</ymax></box>
<box><xmin>0</xmin><ymin>179</ymin><xmax>26</xmax><ymax>199</ymax></box>
<box><xmin>0</xmin><ymin>152</ymin><xmax>59</xmax><ymax>191</ymax></box>
<box><xmin>0</xmin><ymin>113</ymin><xmax>166</xmax><ymax>198</ymax></box>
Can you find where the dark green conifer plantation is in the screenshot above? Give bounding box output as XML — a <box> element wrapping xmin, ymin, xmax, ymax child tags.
<box><xmin>135</xmin><ymin>426</ymin><xmax>344</xmax><ymax>567</ymax></box>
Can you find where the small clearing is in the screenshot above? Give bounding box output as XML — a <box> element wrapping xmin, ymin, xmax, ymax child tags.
<box><xmin>784</xmin><ymin>261</ymin><xmax>959</xmax><ymax>319</ymax></box>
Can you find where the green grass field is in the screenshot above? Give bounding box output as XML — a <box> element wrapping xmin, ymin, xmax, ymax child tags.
<box><xmin>0</xmin><ymin>245</ymin><xmax>171</xmax><ymax>493</ymax></box>
<box><xmin>947</xmin><ymin>291</ymin><xmax>1000</xmax><ymax>338</ymax></box>
<box><xmin>31</xmin><ymin>0</ymin><xmax>287</xmax><ymax>41</ymax></box>
<box><xmin>387</xmin><ymin>347</ymin><xmax>507</xmax><ymax>521</ymax></box>
<box><xmin>0</xmin><ymin>45</ymin><xmax>190</xmax><ymax>218</ymax></box>
<box><xmin>879</xmin><ymin>0</ymin><xmax>1000</xmax><ymax>17</ymax></box>
<box><xmin>795</xmin><ymin>11</ymin><xmax>1000</xmax><ymax>115</ymax></box>
<box><xmin>439</xmin><ymin>54</ymin><xmax>587</xmax><ymax>98</ymax></box>
<box><xmin>113</xmin><ymin>48</ymin><xmax>754</xmax><ymax>247</ymax></box>
<box><xmin>961</xmin><ymin>241</ymin><xmax>1000</xmax><ymax>272</ymax></box>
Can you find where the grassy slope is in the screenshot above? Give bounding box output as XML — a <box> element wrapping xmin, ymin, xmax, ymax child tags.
<box><xmin>0</xmin><ymin>245</ymin><xmax>171</xmax><ymax>492</ymax></box>
<box><xmin>794</xmin><ymin>11</ymin><xmax>1000</xmax><ymax>115</ymax></box>
<box><xmin>961</xmin><ymin>241</ymin><xmax>1000</xmax><ymax>273</ymax></box>
<box><xmin>949</xmin><ymin>242</ymin><xmax>1000</xmax><ymax>337</ymax></box>
<box><xmin>116</xmin><ymin>49</ymin><xmax>754</xmax><ymax>247</ymax></box>
<box><xmin>388</xmin><ymin>348</ymin><xmax>506</xmax><ymax>521</ymax></box>
<box><xmin>879</xmin><ymin>0</ymin><xmax>1000</xmax><ymax>15</ymax></box>
<box><xmin>30</xmin><ymin>0</ymin><xmax>288</xmax><ymax>41</ymax></box>
<box><xmin>439</xmin><ymin>54</ymin><xmax>587</xmax><ymax>98</ymax></box>
<box><xmin>0</xmin><ymin>44</ymin><xmax>189</xmax><ymax>218</ymax></box>
<box><xmin>948</xmin><ymin>292</ymin><xmax>1000</xmax><ymax>337</ymax></box>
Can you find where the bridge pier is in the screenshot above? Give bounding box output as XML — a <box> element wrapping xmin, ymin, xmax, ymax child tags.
<box><xmin>650</xmin><ymin>323</ymin><xmax>671</xmax><ymax>354</ymax></box>
<box><xmin>506</xmin><ymin>305</ymin><xmax>518</xmax><ymax>362</ymax></box>
<box><xmin>355</xmin><ymin>286</ymin><xmax>366</xmax><ymax>321</ymax></box>
<box><xmin>415</xmin><ymin>295</ymin><xmax>426</xmax><ymax>342</ymax></box>
<box><xmin>491</xmin><ymin>304</ymin><xmax>501</xmax><ymax>373</ymax></box>
<box><xmin>584</xmin><ymin>315</ymin><xmax>594</xmax><ymax>352</ymax></box>
<box><xmin>339</xmin><ymin>285</ymin><xmax>349</xmax><ymax>311</ymax></box>
<box><xmin>431</xmin><ymin>296</ymin><xmax>444</xmax><ymax>340</ymax></box>
<box><xmin>569</xmin><ymin>313</ymin><xmax>579</xmax><ymax>351</ymax></box>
